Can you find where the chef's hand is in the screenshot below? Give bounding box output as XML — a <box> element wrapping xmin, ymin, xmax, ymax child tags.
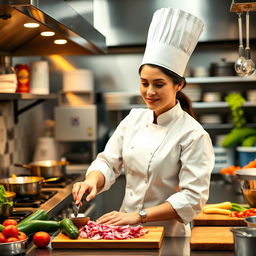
<box><xmin>96</xmin><ymin>211</ymin><xmax>141</xmax><ymax>226</ymax></box>
<box><xmin>72</xmin><ymin>180</ymin><xmax>97</xmax><ymax>205</ymax></box>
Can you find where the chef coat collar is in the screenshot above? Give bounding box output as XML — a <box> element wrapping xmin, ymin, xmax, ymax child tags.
<box><xmin>149</xmin><ymin>101</ymin><xmax>183</xmax><ymax>126</ymax></box>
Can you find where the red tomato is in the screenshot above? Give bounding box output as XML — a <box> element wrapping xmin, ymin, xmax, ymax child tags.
<box><xmin>33</xmin><ymin>232</ymin><xmax>51</xmax><ymax>248</ymax></box>
<box><xmin>0</xmin><ymin>233</ymin><xmax>6</xmax><ymax>243</ymax></box>
<box><xmin>6</xmin><ymin>237</ymin><xmax>19</xmax><ymax>243</ymax></box>
<box><xmin>17</xmin><ymin>231</ymin><xmax>27</xmax><ymax>241</ymax></box>
<box><xmin>2</xmin><ymin>219</ymin><xmax>18</xmax><ymax>226</ymax></box>
<box><xmin>2</xmin><ymin>225</ymin><xmax>19</xmax><ymax>238</ymax></box>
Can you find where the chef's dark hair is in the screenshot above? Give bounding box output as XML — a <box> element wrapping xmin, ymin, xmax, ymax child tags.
<box><xmin>139</xmin><ymin>64</ymin><xmax>196</xmax><ymax>118</ymax></box>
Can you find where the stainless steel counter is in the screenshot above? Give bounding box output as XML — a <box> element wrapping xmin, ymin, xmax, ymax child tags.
<box><xmin>23</xmin><ymin>174</ymin><xmax>240</xmax><ymax>256</ymax></box>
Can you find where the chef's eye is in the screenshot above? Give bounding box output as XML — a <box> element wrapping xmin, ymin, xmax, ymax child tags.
<box><xmin>141</xmin><ymin>82</ymin><xmax>149</xmax><ymax>87</ymax></box>
<box><xmin>155</xmin><ymin>83</ymin><xmax>165</xmax><ymax>88</ymax></box>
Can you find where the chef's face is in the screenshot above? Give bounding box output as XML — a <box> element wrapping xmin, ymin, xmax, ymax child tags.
<box><xmin>140</xmin><ymin>65</ymin><xmax>183</xmax><ymax>117</ymax></box>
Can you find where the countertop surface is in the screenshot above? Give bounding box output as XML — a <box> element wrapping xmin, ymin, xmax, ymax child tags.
<box><xmin>24</xmin><ymin>175</ymin><xmax>243</xmax><ymax>256</ymax></box>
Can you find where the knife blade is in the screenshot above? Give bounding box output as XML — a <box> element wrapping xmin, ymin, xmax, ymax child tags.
<box><xmin>72</xmin><ymin>201</ymin><xmax>80</xmax><ymax>218</ymax></box>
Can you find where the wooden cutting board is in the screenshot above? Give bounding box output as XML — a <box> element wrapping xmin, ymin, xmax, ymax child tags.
<box><xmin>190</xmin><ymin>226</ymin><xmax>234</xmax><ymax>250</ymax></box>
<box><xmin>193</xmin><ymin>211</ymin><xmax>245</xmax><ymax>226</ymax></box>
<box><xmin>52</xmin><ymin>226</ymin><xmax>164</xmax><ymax>249</ymax></box>
<box><xmin>193</xmin><ymin>204</ymin><xmax>246</xmax><ymax>226</ymax></box>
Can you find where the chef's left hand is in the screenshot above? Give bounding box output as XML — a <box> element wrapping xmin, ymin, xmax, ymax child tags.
<box><xmin>96</xmin><ymin>211</ymin><xmax>141</xmax><ymax>225</ymax></box>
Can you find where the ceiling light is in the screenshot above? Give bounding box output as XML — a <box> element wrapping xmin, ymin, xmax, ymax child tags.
<box><xmin>24</xmin><ymin>22</ymin><xmax>40</xmax><ymax>28</ymax></box>
<box><xmin>40</xmin><ymin>31</ymin><xmax>55</xmax><ymax>37</ymax></box>
<box><xmin>54</xmin><ymin>39</ymin><xmax>67</xmax><ymax>45</ymax></box>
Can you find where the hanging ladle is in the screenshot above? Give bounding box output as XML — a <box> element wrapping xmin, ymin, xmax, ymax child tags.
<box><xmin>234</xmin><ymin>13</ymin><xmax>245</xmax><ymax>76</ymax></box>
<box><xmin>241</xmin><ymin>11</ymin><xmax>255</xmax><ymax>76</ymax></box>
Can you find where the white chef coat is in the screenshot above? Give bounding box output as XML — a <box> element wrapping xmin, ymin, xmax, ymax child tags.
<box><xmin>86</xmin><ymin>101</ymin><xmax>214</xmax><ymax>237</ymax></box>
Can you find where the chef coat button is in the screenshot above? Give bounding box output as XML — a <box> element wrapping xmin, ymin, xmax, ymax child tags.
<box><xmin>131</xmin><ymin>146</ymin><xmax>134</xmax><ymax>149</ymax></box>
<box><xmin>146</xmin><ymin>124</ymin><xmax>149</xmax><ymax>128</ymax></box>
<box><xmin>130</xmin><ymin>192</ymin><xmax>133</xmax><ymax>196</ymax></box>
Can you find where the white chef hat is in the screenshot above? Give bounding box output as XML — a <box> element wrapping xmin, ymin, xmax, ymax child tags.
<box><xmin>141</xmin><ymin>8</ymin><xmax>204</xmax><ymax>77</ymax></box>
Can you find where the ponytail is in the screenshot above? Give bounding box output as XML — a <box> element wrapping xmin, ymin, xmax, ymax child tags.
<box><xmin>176</xmin><ymin>91</ymin><xmax>196</xmax><ymax>118</ymax></box>
<box><xmin>139</xmin><ymin>64</ymin><xmax>196</xmax><ymax>118</ymax></box>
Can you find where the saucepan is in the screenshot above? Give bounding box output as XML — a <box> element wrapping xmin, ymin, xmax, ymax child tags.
<box><xmin>15</xmin><ymin>160</ymin><xmax>69</xmax><ymax>178</ymax></box>
<box><xmin>0</xmin><ymin>176</ymin><xmax>59</xmax><ymax>197</ymax></box>
<box><xmin>0</xmin><ymin>191</ymin><xmax>15</xmax><ymax>218</ymax></box>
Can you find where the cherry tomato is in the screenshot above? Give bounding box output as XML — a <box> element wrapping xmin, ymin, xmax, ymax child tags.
<box><xmin>33</xmin><ymin>232</ymin><xmax>51</xmax><ymax>248</ymax></box>
<box><xmin>0</xmin><ymin>233</ymin><xmax>6</xmax><ymax>243</ymax></box>
<box><xmin>2</xmin><ymin>225</ymin><xmax>19</xmax><ymax>238</ymax></box>
<box><xmin>6</xmin><ymin>237</ymin><xmax>19</xmax><ymax>243</ymax></box>
<box><xmin>2</xmin><ymin>219</ymin><xmax>18</xmax><ymax>226</ymax></box>
<box><xmin>17</xmin><ymin>231</ymin><xmax>27</xmax><ymax>241</ymax></box>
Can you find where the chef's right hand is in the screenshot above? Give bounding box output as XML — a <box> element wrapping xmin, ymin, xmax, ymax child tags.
<box><xmin>72</xmin><ymin>180</ymin><xmax>97</xmax><ymax>205</ymax></box>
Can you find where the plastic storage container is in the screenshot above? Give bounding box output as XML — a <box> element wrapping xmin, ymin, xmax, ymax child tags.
<box><xmin>237</xmin><ymin>147</ymin><xmax>256</xmax><ymax>167</ymax></box>
<box><xmin>213</xmin><ymin>146</ymin><xmax>234</xmax><ymax>173</ymax></box>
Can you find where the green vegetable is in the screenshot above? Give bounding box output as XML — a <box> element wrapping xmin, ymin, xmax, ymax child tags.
<box><xmin>221</xmin><ymin>127</ymin><xmax>256</xmax><ymax>147</ymax></box>
<box><xmin>18</xmin><ymin>209</ymin><xmax>48</xmax><ymax>225</ymax></box>
<box><xmin>0</xmin><ymin>224</ymin><xmax>4</xmax><ymax>231</ymax></box>
<box><xmin>242</xmin><ymin>135</ymin><xmax>256</xmax><ymax>147</ymax></box>
<box><xmin>17</xmin><ymin>220</ymin><xmax>60</xmax><ymax>236</ymax></box>
<box><xmin>0</xmin><ymin>185</ymin><xmax>13</xmax><ymax>206</ymax></box>
<box><xmin>225</xmin><ymin>93</ymin><xmax>246</xmax><ymax>129</ymax></box>
<box><xmin>231</xmin><ymin>203</ymin><xmax>249</xmax><ymax>212</ymax></box>
<box><xmin>60</xmin><ymin>218</ymin><xmax>79</xmax><ymax>239</ymax></box>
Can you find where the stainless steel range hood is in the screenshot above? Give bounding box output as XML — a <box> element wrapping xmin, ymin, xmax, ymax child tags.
<box><xmin>0</xmin><ymin>0</ymin><xmax>107</xmax><ymax>56</ymax></box>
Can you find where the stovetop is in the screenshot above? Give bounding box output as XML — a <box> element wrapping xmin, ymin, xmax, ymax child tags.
<box><xmin>7</xmin><ymin>209</ymin><xmax>34</xmax><ymax>223</ymax></box>
<box><xmin>6</xmin><ymin>173</ymin><xmax>84</xmax><ymax>222</ymax></box>
<box><xmin>14</xmin><ymin>190</ymin><xmax>57</xmax><ymax>208</ymax></box>
<box><xmin>12</xmin><ymin>174</ymin><xmax>81</xmax><ymax>208</ymax></box>
<box><xmin>42</xmin><ymin>174</ymin><xmax>80</xmax><ymax>188</ymax></box>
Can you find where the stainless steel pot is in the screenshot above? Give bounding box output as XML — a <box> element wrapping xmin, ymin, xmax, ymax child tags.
<box><xmin>0</xmin><ymin>238</ymin><xmax>28</xmax><ymax>256</ymax></box>
<box><xmin>0</xmin><ymin>203</ymin><xmax>13</xmax><ymax>218</ymax></box>
<box><xmin>231</xmin><ymin>227</ymin><xmax>256</xmax><ymax>256</ymax></box>
<box><xmin>0</xmin><ymin>176</ymin><xmax>59</xmax><ymax>197</ymax></box>
<box><xmin>15</xmin><ymin>160</ymin><xmax>68</xmax><ymax>178</ymax></box>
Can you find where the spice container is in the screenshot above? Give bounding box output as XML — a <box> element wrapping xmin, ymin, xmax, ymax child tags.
<box><xmin>15</xmin><ymin>64</ymin><xmax>30</xmax><ymax>93</ymax></box>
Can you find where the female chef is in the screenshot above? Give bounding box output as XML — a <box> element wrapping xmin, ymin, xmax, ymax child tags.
<box><xmin>72</xmin><ymin>8</ymin><xmax>214</xmax><ymax>237</ymax></box>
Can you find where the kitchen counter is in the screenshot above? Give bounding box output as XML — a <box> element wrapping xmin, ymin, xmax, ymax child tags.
<box><xmin>24</xmin><ymin>174</ymin><xmax>241</xmax><ymax>256</ymax></box>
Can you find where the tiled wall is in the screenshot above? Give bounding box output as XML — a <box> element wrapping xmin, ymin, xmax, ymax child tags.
<box><xmin>0</xmin><ymin>100</ymin><xmax>51</xmax><ymax>178</ymax></box>
<box><xmin>0</xmin><ymin>102</ymin><xmax>17</xmax><ymax>177</ymax></box>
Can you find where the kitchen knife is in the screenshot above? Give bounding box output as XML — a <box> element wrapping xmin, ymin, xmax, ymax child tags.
<box><xmin>72</xmin><ymin>202</ymin><xmax>80</xmax><ymax>218</ymax></box>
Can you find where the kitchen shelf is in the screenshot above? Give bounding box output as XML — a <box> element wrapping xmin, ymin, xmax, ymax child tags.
<box><xmin>0</xmin><ymin>93</ymin><xmax>57</xmax><ymax>123</ymax></box>
<box><xmin>106</xmin><ymin>101</ymin><xmax>256</xmax><ymax>111</ymax></box>
<box><xmin>186</xmin><ymin>76</ymin><xmax>256</xmax><ymax>84</ymax></box>
<box><xmin>202</xmin><ymin>123</ymin><xmax>256</xmax><ymax>130</ymax></box>
<box><xmin>0</xmin><ymin>93</ymin><xmax>56</xmax><ymax>100</ymax></box>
